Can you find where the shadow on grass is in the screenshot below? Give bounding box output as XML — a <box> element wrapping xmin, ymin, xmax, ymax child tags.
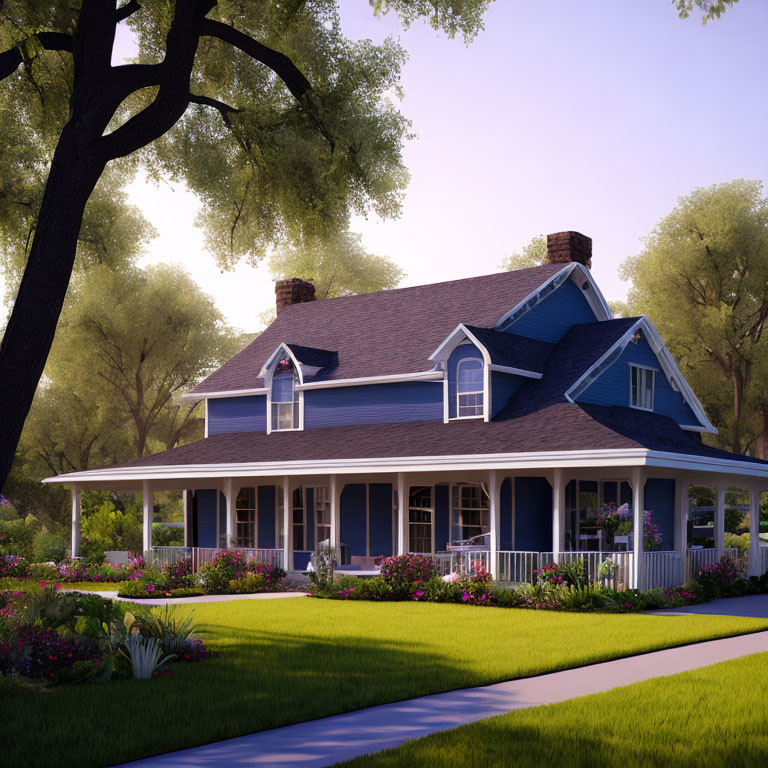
<box><xmin>1</xmin><ymin>628</ymin><xmax>473</xmax><ymax>768</ymax></box>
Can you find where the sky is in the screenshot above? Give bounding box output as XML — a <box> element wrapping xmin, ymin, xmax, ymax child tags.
<box><xmin>10</xmin><ymin>0</ymin><xmax>768</xmax><ymax>333</ymax></box>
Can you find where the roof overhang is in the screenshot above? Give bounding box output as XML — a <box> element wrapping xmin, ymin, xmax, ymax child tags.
<box><xmin>43</xmin><ymin>447</ymin><xmax>768</xmax><ymax>487</ymax></box>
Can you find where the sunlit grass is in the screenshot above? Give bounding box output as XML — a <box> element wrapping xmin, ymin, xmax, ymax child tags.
<box><xmin>2</xmin><ymin>598</ymin><xmax>768</xmax><ymax>768</ymax></box>
<box><xmin>0</xmin><ymin>578</ymin><xmax>128</xmax><ymax>592</ymax></box>
<box><xmin>337</xmin><ymin>651</ymin><xmax>768</xmax><ymax>768</ymax></box>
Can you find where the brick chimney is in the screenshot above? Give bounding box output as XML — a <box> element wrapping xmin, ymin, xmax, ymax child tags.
<box><xmin>275</xmin><ymin>278</ymin><xmax>316</xmax><ymax>314</ymax></box>
<box><xmin>545</xmin><ymin>231</ymin><xmax>592</xmax><ymax>269</ymax></box>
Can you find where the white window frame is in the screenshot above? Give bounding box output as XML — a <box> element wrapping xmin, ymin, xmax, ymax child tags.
<box><xmin>408</xmin><ymin>485</ymin><xmax>435</xmax><ymax>554</ymax></box>
<box><xmin>314</xmin><ymin>486</ymin><xmax>331</xmax><ymax>547</ymax></box>
<box><xmin>235</xmin><ymin>486</ymin><xmax>258</xmax><ymax>549</ymax></box>
<box><xmin>451</xmin><ymin>483</ymin><xmax>490</xmax><ymax>541</ymax></box>
<box><xmin>629</xmin><ymin>363</ymin><xmax>656</xmax><ymax>412</ymax></box>
<box><xmin>265</xmin><ymin>344</ymin><xmax>305</xmax><ymax>434</ymax></box>
<box><xmin>454</xmin><ymin>356</ymin><xmax>485</xmax><ymax>420</ymax></box>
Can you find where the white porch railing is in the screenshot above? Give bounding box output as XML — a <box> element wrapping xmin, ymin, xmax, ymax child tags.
<box><xmin>428</xmin><ymin>551</ymin><xmax>491</xmax><ymax>576</ymax></box>
<box><xmin>147</xmin><ymin>546</ymin><xmax>284</xmax><ymax>571</ymax></box>
<box><xmin>540</xmin><ymin>551</ymin><xmax>634</xmax><ymax>590</ymax></box>
<box><xmin>497</xmin><ymin>551</ymin><xmax>540</xmax><ymax>584</ymax></box>
<box><xmin>644</xmin><ymin>551</ymin><xmax>681</xmax><ymax>589</ymax></box>
<box><xmin>686</xmin><ymin>548</ymin><xmax>718</xmax><ymax>581</ymax></box>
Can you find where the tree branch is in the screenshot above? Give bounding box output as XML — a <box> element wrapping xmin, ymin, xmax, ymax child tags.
<box><xmin>200</xmin><ymin>18</ymin><xmax>311</xmax><ymax>101</ymax></box>
<box><xmin>116</xmin><ymin>0</ymin><xmax>142</xmax><ymax>23</ymax></box>
<box><xmin>0</xmin><ymin>32</ymin><xmax>73</xmax><ymax>82</ymax></box>
<box><xmin>189</xmin><ymin>92</ymin><xmax>240</xmax><ymax>126</ymax></box>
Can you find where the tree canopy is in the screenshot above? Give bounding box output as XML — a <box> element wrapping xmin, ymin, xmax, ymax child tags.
<box><xmin>500</xmin><ymin>235</ymin><xmax>547</xmax><ymax>272</ymax></box>
<box><xmin>621</xmin><ymin>180</ymin><xmax>768</xmax><ymax>454</ymax></box>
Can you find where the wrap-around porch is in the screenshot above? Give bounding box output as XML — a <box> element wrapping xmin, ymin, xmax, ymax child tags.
<box><xmin>67</xmin><ymin>464</ymin><xmax>768</xmax><ymax>591</ymax></box>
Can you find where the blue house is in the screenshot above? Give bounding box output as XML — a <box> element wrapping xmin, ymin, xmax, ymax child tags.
<box><xmin>48</xmin><ymin>231</ymin><xmax>768</xmax><ymax>588</ymax></box>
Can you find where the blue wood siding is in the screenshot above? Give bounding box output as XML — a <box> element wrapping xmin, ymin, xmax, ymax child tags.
<box><xmin>293</xmin><ymin>551</ymin><xmax>312</xmax><ymax>570</ymax></box>
<box><xmin>506</xmin><ymin>279</ymin><xmax>598</xmax><ymax>343</ymax></box>
<box><xmin>257</xmin><ymin>486</ymin><xmax>276</xmax><ymax>549</ymax></box>
<box><xmin>435</xmin><ymin>484</ymin><xmax>450</xmax><ymax>551</ymax></box>
<box><xmin>304</xmin><ymin>382</ymin><xmax>443</xmax><ymax>429</ymax></box>
<box><xmin>369</xmin><ymin>484</ymin><xmax>394</xmax><ymax>557</ymax></box>
<box><xmin>208</xmin><ymin>395</ymin><xmax>267</xmax><ymax>435</ymax></box>
<box><xmin>491</xmin><ymin>371</ymin><xmax>524</xmax><ymax>417</ymax></box>
<box><xmin>576</xmin><ymin>333</ymin><xmax>699</xmax><ymax>425</ymax></box>
<box><xmin>195</xmin><ymin>489</ymin><xmax>218</xmax><ymax>548</ymax></box>
<box><xmin>500</xmin><ymin>477</ymin><xmax>513</xmax><ymax>550</ymax></box>
<box><xmin>514</xmin><ymin>477</ymin><xmax>553</xmax><ymax>551</ymax></box>
<box><xmin>341</xmin><ymin>484</ymin><xmax>367</xmax><ymax>556</ymax></box>
<box><xmin>644</xmin><ymin>478</ymin><xmax>675</xmax><ymax>550</ymax></box>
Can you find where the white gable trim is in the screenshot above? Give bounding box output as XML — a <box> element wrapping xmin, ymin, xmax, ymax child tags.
<box><xmin>495</xmin><ymin>263</ymin><xmax>613</xmax><ymax>332</ymax></box>
<box><xmin>263</xmin><ymin>344</ymin><xmax>304</xmax><ymax>435</ymax></box>
<box><xmin>565</xmin><ymin>316</ymin><xmax>717</xmax><ymax>434</ymax></box>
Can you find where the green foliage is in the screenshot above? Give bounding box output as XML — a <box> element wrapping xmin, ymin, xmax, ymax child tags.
<box><xmin>0</xmin><ymin>514</ymin><xmax>41</xmax><ymax>559</ymax></box>
<box><xmin>151</xmin><ymin>524</ymin><xmax>184</xmax><ymax>547</ymax></box>
<box><xmin>500</xmin><ymin>235</ymin><xmax>547</xmax><ymax>271</ymax></box>
<box><xmin>31</xmin><ymin>529</ymin><xmax>67</xmax><ymax>564</ymax></box>
<box><xmin>81</xmin><ymin>501</ymin><xmax>142</xmax><ymax>554</ymax></box>
<box><xmin>674</xmin><ymin>0</ymin><xmax>739</xmax><ymax>23</ymax></box>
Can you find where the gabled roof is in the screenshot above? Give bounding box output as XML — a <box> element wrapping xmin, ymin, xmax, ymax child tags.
<box><xmin>463</xmin><ymin>326</ymin><xmax>554</xmax><ymax>374</ymax></box>
<box><xmin>190</xmin><ymin>263</ymin><xmax>567</xmax><ymax>395</ymax></box>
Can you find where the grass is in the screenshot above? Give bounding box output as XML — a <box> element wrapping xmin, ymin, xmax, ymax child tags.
<box><xmin>0</xmin><ymin>578</ymin><xmax>129</xmax><ymax>592</ymax></box>
<box><xmin>2</xmin><ymin>598</ymin><xmax>768</xmax><ymax>768</ymax></box>
<box><xmin>337</xmin><ymin>650</ymin><xmax>768</xmax><ymax>768</ymax></box>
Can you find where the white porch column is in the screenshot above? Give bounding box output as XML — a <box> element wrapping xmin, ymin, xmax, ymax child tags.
<box><xmin>551</xmin><ymin>468</ymin><xmax>565</xmax><ymax>561</ymax></box>
<box><xmin>71</xmin><ymin>483</ymin><xmax>82</xmax><ymax>558</ymax></box>
<box><xmin>675</xmin><ymin>479</ymin><xmax>690</xmax><ymax>584</ymax></box>
<box><xmin>748</xmin><ymin>485</ymin><xmax>762</xmax><ymax>577</ymax></box>
<box><xmin>329</xmin><ymin>475</ymin><xmax>341</xmax><ymax>558</ymax></box>
<box><xmin>396</xmin><ymin>473</ymin><xmax>407</xmax><ymax>555</ymax></box>
<box><xmin>714</xmin><ymin>484</ymin><xmax>726</xmax><ymax>560</ymax></box>
<box><xmin>142</xmin><ymin>479</ymin><xmax>153</xmax><ymax>555</ymax></box>
<box><xmin>631</xmin><ymin>467</ymin><xmax>646</xmax><ymax>590</ymax></box>
<box><xmin>223</xmin><ymin>478</ymin><xmax>236</xmax><ymax>549</ymax></box>
<box><xmin>282</xmin><ymin>476</ymin><xmax>293</xmax><ymax>572</ymax></box>
<box><xmin>182</xmin><ymin>490</ymin><xmax>190</xmax><ymax>547</ymax></box>
<box><xmin>489</xmin><ymin>470</ymin><xmax>501</xmax><ymax>579</ymax></box>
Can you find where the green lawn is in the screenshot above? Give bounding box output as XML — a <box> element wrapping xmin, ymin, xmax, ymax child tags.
<box><xmin>337</xmin><ymin>650</ymin><xmax>768</xmax><ymax>768</ymax></box>
<box><xmin>2</xmin><ymin>598</ymin><xmax>768</xmax><ymax>768</ymax></box>
<box><xmin>0</xmin><ymin>578</ymin><xmax>128</xmax><ymax>592</ymax></box>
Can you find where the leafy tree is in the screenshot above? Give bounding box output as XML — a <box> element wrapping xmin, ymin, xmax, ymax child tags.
<box><xmin>0</xmin><ymin>1</ymin><xmax>492</xmax><ymax>493</ymax></box>
<box><xmin>269</xmin><ymin>230</ymin><xmax>404</xmax><ymax>299</ymax></box>
<box><xmin>47</xmin><ymin>263</ymin><xmax>239</xmax><ymax>458</ymax></box>
<box><xmin>500</xmin><ymin>235</ymin><xmax>547</xmax><ymax>272</ymax></box>
<box><xmin>621</xmin><ymin>180</ymin><xmax>768</xmax><ymax>453</ymax></box>
<box><xmin>674</xmin><ymin>0</ymin><xmax>739</xmax><ymax>22</ymax></box>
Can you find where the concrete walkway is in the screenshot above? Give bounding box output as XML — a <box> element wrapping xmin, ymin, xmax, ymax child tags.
<box><xmin>115</xmin><ymin>630</ymin><xmax>768</xmax><ymax>768</ymax></box>
<box><xmin>649</xmin><ymin>593</ymin><xmax>768</xmax><ymax>618</ymax></box>
<box><xmin>64</xmin><ymin>589</ymin><xmax>308</xmax><ymax>606</ymax></box>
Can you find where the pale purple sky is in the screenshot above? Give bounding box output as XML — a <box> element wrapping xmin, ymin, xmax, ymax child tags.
<box><xmin>6</xmin><ymin>1</ymin><xmax>766</xmax><ymax>330</ymax></box>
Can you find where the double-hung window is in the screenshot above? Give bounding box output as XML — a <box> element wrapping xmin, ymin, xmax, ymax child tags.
<box><xmin>314</xmin><ymin>487</ymin><xmax>331</xmax><ymax>546</ymax></box>
<box><xmin>408</xmin><ymin>486</ymin><xmax>434</xmax><ymax>553</ymax></box>
<box><xmin>630</xmin><ymin>365</ymin><xmax>655</xmax><ymax>411</ymax></box>
<box><xmin>456</xmin><ymin>357</ymin><xmax>484</xmax><ymax>418</ymax></box>
<box><xmin>452</xmin><ymin>484</ymin><xmax>489</xmax><ymax>541</ymax></box>
<box><xmin>271</xmin><ymin>365</ymin><xmax>299</xmax><ymax>431</ymax></box>
<box><xmin>235</xmin><ymin>487</ymin><xmax>256</xmax><ymax>548</ymax></box>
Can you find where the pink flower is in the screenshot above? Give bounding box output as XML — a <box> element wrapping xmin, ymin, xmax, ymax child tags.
<box><xmin>461</xmin><ymin>591</ymin><xmax>470</xmax><ymax>602</ymax></box>
<box><xmin>38</xmin><ymin>581</ymin><xmax>46</xmax><ymax>589</ymax></box>
<box><xmin>146</xmin><ymin>584</ymin><xmax>155</xmax><ymax>593</ymax></box>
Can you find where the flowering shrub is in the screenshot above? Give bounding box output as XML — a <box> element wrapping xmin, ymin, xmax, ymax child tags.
<box><xmin>166</xmin><ymin>558</ymin><xmax>194</xmax><ymax>590</ymax></box>
<box><xmin>695</xmin><ymin>557</ymin><xmax>743</xmax><ymax>599</ymax></box>
<box><xmin>379</xmin><ymin>554</ymin><xmax>438</xmax><ymax>588</ymax></box>
<box><xmin>0</xmin><ymin>554</ymin><xmax>30</xmax><ymax>579</ymax></box>
<box><xmin>644</xmin><ymin>510</ymin><xmax>663</xmax><ymax>551</ymax></box>
<box><xmin>51</xmin><ymin>558</ymin><xmax>145</xmax><ymax>583</ymax></box>
<box><xmin>535</xmin><ymin>560</ymin><xmax>585</xmax><ymax>588</ymax></box>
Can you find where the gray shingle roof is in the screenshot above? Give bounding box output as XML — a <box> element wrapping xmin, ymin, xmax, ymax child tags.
<box><xmin>463</xmin><ymin>326</ymin><xmax>554</xmax><ymax>373</ymax></box>
<box><xmin>191</xmin><ymin>263</ymin><xmax>566</xmax><ymax>394</ymax></box>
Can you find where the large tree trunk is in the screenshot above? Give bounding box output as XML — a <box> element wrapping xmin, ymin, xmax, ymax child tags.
<box><xmin>0</xmin><ymin>124</ymin><xmax>105</xmax><ymax>491</ymax></box>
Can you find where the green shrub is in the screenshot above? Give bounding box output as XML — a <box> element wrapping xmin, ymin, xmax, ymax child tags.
<box><xmin>724</xmin><ymin>531</ymin><xmax>750</xmax><ymax>553</ymax></box>
<box><xmin>81</xmin><ymin>502</ymin><xmax>142</xmax><ymax>553</ymax></box>
<box><xmin>0</xmin><ymin>516</ymin><xmax>42</xmax><ymax>559</ymax></box>
<box><xmin>168</xmin><ymin>587</ymin><xmax>205</xmax><ymax>598</ymax></box>
<box><xmin>117</xmin><ymin>581</ymin><xmax>161</xmax><ymax>599</ymax></box>
<box><xmin>29</xmin><ymin>563</ymin><xmax>60</xmax><ymax>581</ymax></box>
<box><xmin>151</xmin><ymin>524</ymin><xmax>184</xmax><ymax>547</ymax></box>
<box><xmin>379</xmin><ymin>554</ymin><xmax>438</xmax><ymax>588</ymax></box>
<box><xmin>228</xmin><ymin>572</ymin><xmax>264</xmax><ymax>593</ymax></box>
<box><xmin>31</xmin><ymin>530</ymin><xmax>67</xmax><ymax>564</ymax></box>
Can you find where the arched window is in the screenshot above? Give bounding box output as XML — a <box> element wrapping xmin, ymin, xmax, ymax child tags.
<box><xmin>455</xmin><ymin>357</ymin><xmax>484</xmax><ymax>418</ymax></box>
<box><xmin>270</xmin><ymin>358</ymin><xmax>300</xmax><ymax>431</ymax></box>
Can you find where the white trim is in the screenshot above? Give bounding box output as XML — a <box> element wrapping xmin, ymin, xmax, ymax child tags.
<box><xmin>629</xmin><ymin>363</ymin><xmax>655</xmax><ymax>411</ymax></box>
<box><xmin>488</xmin><ymin>364</ymin><xmax>542</xmax><ymax>379</ymax></box>
<box><xmin>456</xmin><ymin>356</ymin><xmax>485</xmax><ymax>419</ymax></box>
<box><xmin>680</xmin><ymin>425</ymin><xmax>709</xmax><ymax>433</ymax></box>
<box><xmin>565</xmin><ymin>316</ymin><xmax>717</xmax><ymax>434</ymax></box>
<box><xmin>204</xmin><ymin>398</ymin><xmax>209</xmax><ymax>438</ymax></box>
<box><xmin>43</xmin><ymin>447</ymin><xmax>768</xmax><ymax>485</ymax></box>
<box><xmin>495</xmin><ymin>263</ymin><xmax>613</xmax><ymax>332</ymax></box>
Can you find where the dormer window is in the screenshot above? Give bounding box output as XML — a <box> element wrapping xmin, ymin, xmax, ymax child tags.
<box><xmin>270</xmin><ymin>360</ymin><xmax>300</xmax><ymax>431</ymax></box>
<box><xmin>456</xmin><ymin>357</ymin><xmax>484</xmax><ymax>417</ymax></box>
<box><xmin>630</xmin><ymin>364</ymin><xmax>655</xmax><ymax>411</ymax></box>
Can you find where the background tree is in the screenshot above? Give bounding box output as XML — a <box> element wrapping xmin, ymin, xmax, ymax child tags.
<box><xmin>269</xmin><ymin>230</ymin><xmax>404</xmax><ymax>299</ymax></box>
<box><xmin>620</xmin><ymin>180</ymin><xmax>768</xmax><ymax>454</ymax></box>
<box><xmin>500</xmin><ymin>235</ymin><xmax>547</xmax><ymax>271</ymax></box>
<box><xmin>0</xmin><ymin>0</ymin><xmax>493</xmax><ymax>493</ymax></box>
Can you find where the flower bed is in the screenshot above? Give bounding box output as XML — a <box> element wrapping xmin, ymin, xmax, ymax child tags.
<box><xmin>1</xmin><ymin>554</ymin><xmax>147</xmax><ymax>583</ymax></box>
<box><xmin>0</xmin><ymin>583</ymin><xmax>214</xmax><ymax>691</ymax></box>
<box><xmin>116</xmin><ymin>552</ymin><xmax>286</xmax><ymax>599</ymax></box>
<box><xmin>309</xmin><ymin>554</ymin><xmax>768</xmax><ymax>613</ymax></box>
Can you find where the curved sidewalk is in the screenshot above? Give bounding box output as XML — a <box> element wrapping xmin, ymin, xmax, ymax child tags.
<box><xmin>65</xmin><ymin>589</ymin><xmax>308</xmax><ymax>606</ymax></box>
<box><xmin>116</xmin><ymin>629</ymin><xmax>768</xmax><ymax>768</ymax></box>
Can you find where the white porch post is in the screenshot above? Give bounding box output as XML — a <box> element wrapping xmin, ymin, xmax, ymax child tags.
<box><xmin>282</xmin><ymin>476</ymin><xmax>293</xmax><ymax>572</ymax></box>
<box><xmin>552</xmin><ymin>468</ymin><xmax>565</xmax><ymax>561</ymax></box>
<box><xmin>70</xmin><ymin>483</ymin><xmax>82</xmax><ymax>558</ymax></box>
<box><xmin>714</xmin><ymin>484</ymin><xmax>726</xmax><ymax>560</ymax></box>
<box><xmin>675</xmin><ymin>478</ymin><xmax>690</xmax><ymax>584</ymax></box>
<box><xmin>223</xmin><ymin>478</ymin><xmax>236</xmax><ymax>549</ymax></box>
<box><xmin>631</xmin><ymin>467</ymin><xmax>646</xmax><ymax>590</ymax></box>
<box><xmin>182</xmin><ymin>490</ymin><xmax>190</xmax><ymax>547</ymax></box>
<box><xmin>748</xmin><ymin>485</ymin><xmax>762</xmax><ymax>577</ymax></box>
<box><xmin>330</xmin><ymin>475</ymin><xmax>341</xmax><ymax>558</ymax></box>
<box><xmin>396</xmin><ymin>473</ymin><xmax>407</xmax><ymax>555</ymax></box>
<box><xmin>489</xmin><ymin>470</ymin><xmax>501</xmax><ymax>579</ymax></box>
<box><xmin>142</xmin><ymin>479</ymin><xmax>153</xmax><ymax>555</ymax></box>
